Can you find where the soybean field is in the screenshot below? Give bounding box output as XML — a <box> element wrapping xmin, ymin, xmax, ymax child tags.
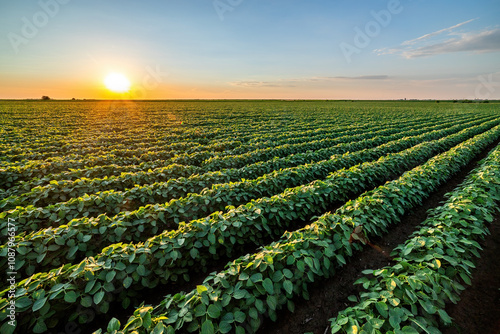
<box><xmin>1</xmin><ymin>100</ymin><xmax>499</xmax><ymax>334</ymax></box>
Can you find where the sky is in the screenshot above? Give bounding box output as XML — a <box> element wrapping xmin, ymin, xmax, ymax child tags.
<box><xmin>0</xmin><ymin>0</ymin><xmax>499</xmax><ymax>100</ymax></box>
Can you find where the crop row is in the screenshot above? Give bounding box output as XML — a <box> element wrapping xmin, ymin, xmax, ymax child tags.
<box><xmin>0</xmin><ymin>127</ymin><xmax>202</xmax><ymax>155</ymax></box>
<box><xmin>1</xmin><ymin>136</ymin><xmax>240</xmax><ymax>176</ymax></box>
<box><xmin>199</xmin><ymin>115</ymin><xmax>480</xmax><ymax>171</ymax></box>
<box><xmin>2</xmin><ymin>109</ymin><xmax>406</xmax><ymax>169</ymax></box>
<box><xmin>4</xmin><ymin>112</ymin><xmax>480</xmax><ymax>193</ymax></box>
<box><xmin>0</xmin><ymin>107</ymin><xmax>264</xmax><ymax>152</ymax></box>
<box><xmin>1</xmin><ymin>114</ymin><xmax>490</xmax><ymax>230</ymax></box>
<box><xmin>0</xmin><ymin>101</ymin><xmax>482</xmax><ymax>154</ymax></box>
<box><xmin>2</xmin><ymin>116</ymin><xmax>498</xmax><ymax>273</ymax></box>
<box><xmin>0</xmin><ymin>138</ymin><xmax>226</xmax><ymax>168</ymax></box>
<box><xmin>0</xmin><ymin>150</ymin><xmax>210</xmax><ymax>189</ymax></box>
<box><xmin>0</xmin><ymin>117</ymin><xmax>328</xmax><ymax>157</ymax></box>
<box><xmin>1</xmin><ymin>161</ymin><xmax>203</xmax><ymax>198</ymax></box>
<box><xmin>227</xmin><ymin>113</ymin><xmax>465</xmax><ymax>155</ymax></box>
<box><xmin>3</xmin><ymin>116</ymin><xmax>376</xmax><ymax>165</ymax></box>
<box><xmin>329</xmin><ymin>144</ymin><xmax>500</xmax><ymax>333</ymax></box>
<box><xmin>0</xmin><ymin>104</ymin><xmax>349</xmax><ymax>152</ymax></box>
<box><xmin>3</xmin><ymin>117</ymin><xmax>499</xmax><ymax>278</ymax></box>
<box><xmin>94</xmin><ymin>115</ymin><xmax>500</xmax><ymax>334</ymax></box>
<box><xmin>3</xmin><ymin>123</ymin><xmax>499</xmax><ymax>333</ymax></box>
<box><xmin>0</xmin><ymin>115</ymin><xmax>437</xmax><ymax>201</ymax></box>
<box><xmin>3</xmin><ymin>120</ymin><xmax>326</xmax><ymax>163</ymax></box>
<box><xmin>0</xmin><ymin>116</ymin><xmax>414</xmax><ymax>188</ymax></box>
<box><xmin>0</xmin><ymin>119</ymin><xmax>366</xmax><ymax>197</ymax></box>
<box><xmin>53</xmin><ymin>114</ymin><xmax>492</xmax><ymax>198</ymax></box>
<box><xmin>244</xmin><ymin>113</ymin><xmax>465</xmax><ymax>145</ymax></box>
<box><xmin>0</xmin><ymin>139</ymin><xmax>208</xmax><ymax>164</ymax></box>
<box><xmin>0</xmin><ymin>136</ymin><xmax>198</xmax><ymax>157</ymax></box>
<box><xmin>0</xmin><ymin>123</ymin><xmax>440</xmax><ymax>239</ymax></box>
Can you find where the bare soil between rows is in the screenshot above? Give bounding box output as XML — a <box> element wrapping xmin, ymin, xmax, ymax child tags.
<box><xmin>258</xmin><ymin>140</ymin><xmax>500</xmax><ymax>334</ymax></box>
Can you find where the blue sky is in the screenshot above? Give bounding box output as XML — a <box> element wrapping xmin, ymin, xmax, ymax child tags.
<box><xmin>1</xmin><ymin>0</ymin><xmax>499</xmax><ymax>99</ymax></box>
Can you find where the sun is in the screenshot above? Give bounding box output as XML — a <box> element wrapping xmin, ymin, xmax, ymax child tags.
<box><xmin>104</xmin><ymin>73</ymin><xmax>131</xmax><ymax>93</ymax></box>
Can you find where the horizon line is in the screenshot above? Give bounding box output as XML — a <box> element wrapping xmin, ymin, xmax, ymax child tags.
<box><xmin>0</xmin><ymin>98</ymin><xmax>497</xmax><ymax>102</ymax></box>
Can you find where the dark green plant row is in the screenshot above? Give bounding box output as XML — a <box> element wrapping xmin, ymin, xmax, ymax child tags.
<box><xmin>4</xmin><ymin>111</ymin><xmax>481</xmax><ymax>195</ymax></box>
<box><xmin>0</xmin><ymin>118</ymin><xmax>366</xmax><ymax>198</ymax></box>
<box><xmin>0</xmin><ymin>162</ymin><xmax>200</xmax><ymax>210</ymax></box>
<box><xmin>0</xmin><ymin>135</ymin><xmax>197</xmax><ymax>157</ymax></box>
<box><xmin>0</xmin><ymin>138</ymin><xmax>207</xmax><ymax>164</ymax></box>
<box><xmin>0</xmin><ymin>114</ymin><xmax>434</xmax><ymax>202</ymax></box>
<box><xmin>3</xmin><ymin>124</ymin><xmax>499</xmax><ymax>333</ymax></box>
<box><xmin>179</xmin><ymin>115</ymin><xmax>471</xmax><ymax>172</ymax></box>
<box><xmin>0</xmin><ymin>135</ymin><xmax>234</xmax><ymax>167</ymax></box>
<box><xmin>0</xmin><ymin>140</ymin><xmax>236</xmax><ymax>189</ymax></box>
<box><xmin>0</xmin><ymin>106</ymin><xmax>347</xmax><ymax>154</ymax></box>
<box><xmin>329</xmin><ymin>144</ymin><xmax>500</xmax><ymax>334</ymax></box>
<box><xmin>0</xmin><ymin>101</ymin><xmax>480</xmax><ymax>156</ymax></box>
<box><xmin>0</xmin><ymin>152</ymin><xmax>207</xmax><ymax>190</ymax></box>
<box><xmin>94</xmin><ymin>117</ymin><xmax>500</xmax><ymax>334</ymax></box>
<box><xmin>0</xmin><ymin>114</ymin><xmax>426</xmax><ymax>189</ymax></box>
<box><xmin>1</xmin><ymin>114</ymin><xmax>484</xmax><ymax>219</ymax></box>
<box><xmin>1</xmin><ymin>161</ymin><xmax>200</xmax><ymax>199</ymax></box>
<box><xmin>0</xmin><ymin>107</ymin><xmax>287</xmax><ymax>156</ymax></box>
<box><xmin>0</xmin><ymin>115</ymin><xmax>350</xmax><ymax>187</ymax></box>
<box><xmin>2</xmin><ymin>115</ymin><xmax>479</xmax><ymax>241</ymax></box>
<box><xmin>1</xmin><ymin>163</ymin><xmax>201</xmax><ymax>204</ymax></box>
<box><xmin>0</xmin><ymin>117</ymin><xmax>332</xmax><ymax>161</ymax></box>
<box><xmin>199</xmin><ymin>114</ymin><xmax>479</xmax><ymax>171</ymax></box>
<box><xmin>2</xmin><ymin>116</ymin><xmax>498</xmax><ymax>279</ymax></box>
<box><xmin>2</xmin><ymin>122</ymin><xmax>303</xmax><ymax>163</ymax></box>
<box><xmin>172</xmin><ymin>108</ymin><xmax>437</xmax><ymax>148</ymax></box>
<box><xmin>243</xmin><ymin>113</ymin><xmax>463</xmax><ymax>146</ymax></box>
<box><xmin>2</xmin><ymin>116</ymin><xmax>494</xmax><ymax>278</ymax></box>
<box><xmin>0</xmin><ymin>126</ymin><xmax>225</xmax><ymax>159</ymax></box>
<box><xmin>1</xmin><ymin>115</ymin><xmax>367</xmax><ymax>164</ymax></box>
<box><xmin>1</xmin><ymin>109</ymin><xmax>391</xmax><ymax>168</ymax></box>
<box><xmin>227</xmin><ymin>113</ymin><xmax>463</xmax><ymax>155</ymax></box>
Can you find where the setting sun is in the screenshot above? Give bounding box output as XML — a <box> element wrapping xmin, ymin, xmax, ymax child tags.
<box><xmin>104</xmin><ymin>73</ymin><xmax>131</xmax><ymax>93</ymax></box>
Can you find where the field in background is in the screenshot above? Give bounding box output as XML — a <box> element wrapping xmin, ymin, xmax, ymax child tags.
<box><xmin>1</xmin><ymin>100</ymin><xmax>499</xmax><ymax>334</ymax></box>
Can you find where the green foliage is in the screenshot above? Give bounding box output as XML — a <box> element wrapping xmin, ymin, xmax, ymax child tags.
<box><xmin>1</xmin><ymin>101</ymin><xmax>499</xmax><ymax>333</ymax></box>
<box><xmin>98</xmin><ymin>122</ymin><xmax>500</xmax><ymax>333</ymax></box>
<box><xmin>330</xmin><ymin>144</ymin><xmax>500</xmax><ymax>333</ymax></box>
<box><xmin>3</xmin><ymin>116</ymin><xmax>499</xmax><ymax>278</ymax></box>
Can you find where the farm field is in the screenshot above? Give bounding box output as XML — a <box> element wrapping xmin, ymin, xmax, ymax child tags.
<box><xmin>1</xmin><ymin>100</ymin><xmax>499</xmax><ymax>334</ymax></box>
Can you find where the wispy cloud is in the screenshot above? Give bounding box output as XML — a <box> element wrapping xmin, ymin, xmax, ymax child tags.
<box><xmin>230</xmin><ymin>75</ymin><xmax>389</xmax><ymax>88</ymax></box>
<box><xmin>401</xmin><ymin>19</ymin><xmax>477</xmax><ymax>46</ymax></box>
<box><xmin>403</xmin><ymin>28</ymin><xmax>500</xmax><ymax>58</ymax></box>
<box><xmin>322</xmin><ymin>75</ymin><xmax>389</xmax><ymax>80</ymax></box>
<box><xmin>376</xmin><ymin>19</ymin><xmax>500</xmax><ymax>58</ymax></box>
<box><xmin>230</xmin><ymin>81</ymin><xmax>296</xmax><ymax>88</ymax></box>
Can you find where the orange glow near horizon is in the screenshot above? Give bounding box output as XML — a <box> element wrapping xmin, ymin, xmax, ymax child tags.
<box><xmin>1</xmin><ymin>74</ymin><xmax>497</xmax><ymax>101</ymax></box>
